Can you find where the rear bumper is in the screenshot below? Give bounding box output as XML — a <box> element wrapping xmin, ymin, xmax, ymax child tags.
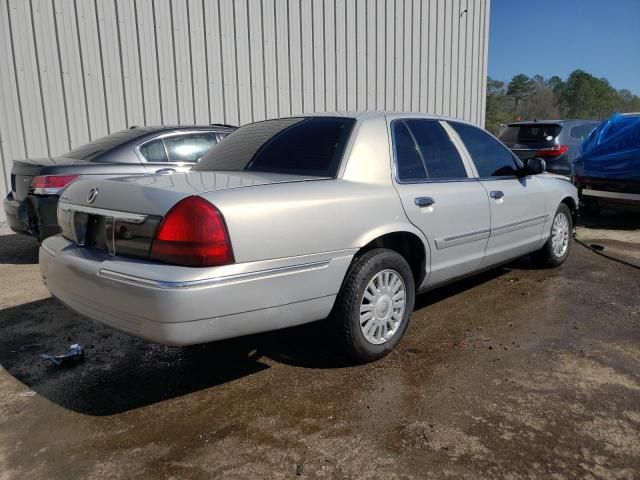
<box><xmin>3</xmin><ymin>192</ymin><xmax>60</xmax><ymax>239</ymax></box>
<box><xmin>39</xmin><ymin>236</ymin><xmax>354</xmax><ymax>345</ymax></box>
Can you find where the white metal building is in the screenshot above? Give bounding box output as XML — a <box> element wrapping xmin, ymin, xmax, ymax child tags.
<box><xmin>0</xmin><ymin>0</ymin><xmax>490</xmax><ymax>221</ymax></box>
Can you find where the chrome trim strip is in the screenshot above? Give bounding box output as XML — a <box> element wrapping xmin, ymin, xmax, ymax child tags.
<box><xmin>435</xmin><ymin>228</ymin><xmax>491</xmax><ymax>249</ymax></box>
<box><xmin>582</xmin><ymin>189</ymin><xmax>640</xmax><ymax>201</ymax></box>
<box><xmin>491</xmin><ymin>214</ymin><xmax>549</xmax><ymax>237</ymax></box>
<box><xmin>58</xmin><ymin>203</ymin><xmax>147</xmax><ymax>224</ymax></box>
<box><xmin>98</xmin><ymin>260</ymin><xmax>332</xmax><ymax>290</ymax></box>
<box><xmin>444</xmin><ymin>228</ymin><xmax>491</xmax><ymax>242</ymax></box>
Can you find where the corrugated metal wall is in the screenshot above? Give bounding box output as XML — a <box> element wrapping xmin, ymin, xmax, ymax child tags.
<box><xmin>0</xmin><ymin>0</ymin><xmax>490</xmax><ymax>220</ymax></box>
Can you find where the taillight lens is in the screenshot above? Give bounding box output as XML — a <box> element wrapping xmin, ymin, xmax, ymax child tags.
<box><xmin>150</xmin><ymin>196</ymin><xmax>234</xmax><ymax>267</ymax></box>
<box><xmin>31</xmin><ymin>174</ymin><xmax>80</xmax><ymax>194</ymax></box>
<box><xmin>534</xmin><ymin>145</ymin><xmax>569</xmax><ymax>157</ymax></box>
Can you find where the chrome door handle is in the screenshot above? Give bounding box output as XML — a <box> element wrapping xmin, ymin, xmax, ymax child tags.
<box><xmin>414</xmin><ymin>197</ymin><xmax>435</xmax><ymax>207</ymax></box>
<box><xmin>490</xmin><ymin>190</ymin><xmax>504</xmax><ymax>199</ymax></box>
<box><xmin>156</xmin><ymin>168</ymin><xmax>176</xmax><ymax>175</ymax></box>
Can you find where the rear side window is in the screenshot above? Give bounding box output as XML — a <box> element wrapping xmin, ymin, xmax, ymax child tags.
<box><xmin>392</xmin><ymin>120</ymin><xmax>467</xmax><ymax>181</ymax></box>
<box><xmin>194</xmin><ymin>117</ymin><xmax>355</xmax><ymax>177</ymax></box>
<box><xmin>499</xmin><ymin>124</ymin><xmax>562</xmax><ymax>144</ymax></box>
<box><xmin>393</xmin><ymin>122</ymin><xmax>427</xmax><ymax>180</ymax></box>
<box><xmin>405</xmin><ymin>120</ymin><xmax>468</xmax><ymax>179</ymax></box>
<box><xmin>569</xmin><ymin>124</ymin><xmax>596</xmax><ymax>140</ymax></box>
<box><xmin>450</xmin><ymin>122</ymin><xmax>519</xmax><ymax>177</ymax></box>
<box><xmin>139</xmin><ymin>139</ymin><xmax>168</xmax><ymax>162</ymax></box>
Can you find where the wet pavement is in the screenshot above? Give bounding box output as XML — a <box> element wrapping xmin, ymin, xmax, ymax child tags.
<box><xmin>0</xmin><ymin>211</ymin><xmax>639</xmax><ymax>479</ymax></box>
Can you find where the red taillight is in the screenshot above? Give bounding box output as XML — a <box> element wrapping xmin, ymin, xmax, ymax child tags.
<box><xmin>31</xmin><ymin>174</ymin><xmax>79</xmax><ymax>193</ymax></box>
<box><xmin>534</xmin><ymin>145</ymin><xmax>569</xmax><ymax>157</ymax></box>
<box><xmin>150</xmin><ymin>196</ymin><xmax>234</xmax><ymax>267</ymax></box>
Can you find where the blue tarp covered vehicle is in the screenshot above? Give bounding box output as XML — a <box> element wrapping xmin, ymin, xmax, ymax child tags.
<box><xmin>572</xmin><ymin>113</ymin><xmax>640</xmax><ymax>211</ymax></box>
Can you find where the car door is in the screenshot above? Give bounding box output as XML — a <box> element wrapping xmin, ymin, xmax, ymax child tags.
<box><xmin>448</xmin><ymin>122</ymin><xmax>548</xmax><ymax>268</ymax></box>
<box><xmin>390</xmin><ymin>118</ymin><xmax>491</xmax><ymax>287</ymax></box>
<box><xmin>138</xmin><ymin>131</ymin><xmax>219</xmax><ymax>174</ymax></box>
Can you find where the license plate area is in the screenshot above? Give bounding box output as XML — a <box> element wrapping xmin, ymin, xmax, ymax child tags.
<box><xmin>58</xmin><ymin>203</ymin><xmax>159</xmax><ymax>259</ymax></box>
<box><xmin>59</xmin><ymin>208</ymin><xmax>89</xmax><ymax>246</ymax></box>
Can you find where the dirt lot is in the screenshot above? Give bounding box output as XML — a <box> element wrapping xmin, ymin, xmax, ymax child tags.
<box><xmin>0</xmin><ymin>211</ymin><xmax>639</xmax><ymax>479</ymax></box>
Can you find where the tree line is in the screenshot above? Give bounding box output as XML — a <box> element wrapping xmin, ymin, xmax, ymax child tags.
<box><xmin>485</xmin><ymin>69</ymin><xmax>640</xmax><ymax>134</ymax></box>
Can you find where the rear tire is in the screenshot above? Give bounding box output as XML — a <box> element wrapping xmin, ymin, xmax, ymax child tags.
<box><xmin>333</xmin><ymin>248</ymin><xmax>415</xmax><ymax>363</ymax></box>
<box><xmin>533</xmin><ymin>203</ymin><xmax>573</xmax><ymax>267</ymax></box>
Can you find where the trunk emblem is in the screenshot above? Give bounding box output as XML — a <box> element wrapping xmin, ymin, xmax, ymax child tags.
<box><xmin>87</xmin><ymin>187</ymin><xmax>99</xmax><ymax>204</ymax></box>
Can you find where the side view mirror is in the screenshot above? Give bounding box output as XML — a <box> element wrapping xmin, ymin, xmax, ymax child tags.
<box><xmin>520</xmin><ymin>157</ymin><xmax>546</xmax><ymax>176</ymax></box>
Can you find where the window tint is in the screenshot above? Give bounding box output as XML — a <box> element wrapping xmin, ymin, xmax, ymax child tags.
<box><xmin>405</xmin><ymin>120</ymin><xmax>467</xmax><ymax>178</ymax></box>
<box><xmin>450</xmin><ymin>122</ymin><xmax>519</xmax><ymax>177</ymax></box>
<box><xmin>499</xmin><ymin>124</ymin><xmax>561</xmax><ymax>144</ymax></box>
<box><xmin>569</xmin><ymin>124</ymin><xmax>596</xmax><ymax>140</ymax></box>
<box><xmin>164</xmin><ymin>133</ymin><xmax>216</xmax><ymax>162</ymax></box>
<box><xmin>194</xmin><ymin>117</ymin><xmax>355</xmax><ymax>177</ymax></box>
<box><xmin>139</xmin><ymin>139</ymin><xmax>168</xmax><ymax>162</ymax></box>
<box><xmin>392</xmin><ymin>121</ymin><xmax>426</xmax><ymax>180</ymax></box>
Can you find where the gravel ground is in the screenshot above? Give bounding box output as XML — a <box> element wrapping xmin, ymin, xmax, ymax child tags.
<box><xmin>0</xmin><ymin>210</ymin><xmax>639</xmax><ymax>479</ymax></box>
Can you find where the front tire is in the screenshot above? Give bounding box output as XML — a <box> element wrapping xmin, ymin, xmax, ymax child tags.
<box><xmin>333</xmin><ymin>248</ymin><xmax>415</xmax><ymax>363</ymax></box>
<box><xmin>534</xmin><ymin>203</ymin><xmax>573</xmax><ymax>267</ymax></box>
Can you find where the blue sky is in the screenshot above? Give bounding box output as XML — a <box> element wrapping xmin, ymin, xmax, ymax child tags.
<box><xmin>488</xmin><ymin>0</ymin><xmax>640</xmax><ymax>94</ymax></box>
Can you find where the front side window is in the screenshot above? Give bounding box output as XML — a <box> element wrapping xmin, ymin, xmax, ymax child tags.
<box><xmin>450</xmin><ymin>122</ymin><xmax>520</xmax><ymax>177</ymax></box>
<box><xmin>194</xmin><ymin>117</ymin><xmax>355</xmax><ymax>176</ymax></box>
<box><xmin>164</xmin><ymin>133</ymin><xmax>217</xmax><ymax>162</ymax></box>
<box><xmin>392</xmin><ymin>119</ymin><xmax>467</xmax><ymax>181</ymax></box>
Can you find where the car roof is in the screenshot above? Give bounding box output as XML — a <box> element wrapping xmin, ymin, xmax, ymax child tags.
<box><xmin>277</xmin><ymin>110</ymin><xmax>480</xmax><ymax>126</ymax></box>
<box><xmin>128</xmin><ymin>124</ymin><xmax>236</xmax><ymax>133</ymax></box>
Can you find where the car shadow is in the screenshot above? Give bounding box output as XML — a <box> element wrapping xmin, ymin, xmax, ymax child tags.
<box><xmin>0</xmin><ymin>230</ymin><xmax>39</xmax><ymax>264</ymax></box>
<box><xmin>0</xmin><ymin>235</ymin><xmax>540</xmax><ymax>417</ymax></box>
<box><xmin>0</xmin><ymin>296</ymin><xmax>357</xmax><ymax>416</ymax></box>
<box><xmin>578</xmin><ymin>209</ymin><xmax>640</xmax><ymax>231</ymax></box>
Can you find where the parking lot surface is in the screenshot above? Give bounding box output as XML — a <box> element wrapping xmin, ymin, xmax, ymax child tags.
<box><xmin>0</xmin><ymin>211</ymin><xmax>639</xmax><ymax>479</ymax></box>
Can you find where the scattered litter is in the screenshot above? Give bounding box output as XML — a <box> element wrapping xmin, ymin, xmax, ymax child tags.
<box><xmin>39</xmin><ymin>344</ymin><xmax>84</xmax><ymax>366</ymax></box>
<box><xmin>17</xmin><ymin>391</ymin><xmax>37</xmax><ymax>398</ymax></box>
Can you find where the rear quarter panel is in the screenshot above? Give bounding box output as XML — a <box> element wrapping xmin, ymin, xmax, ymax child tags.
<box><xmin>207</xmin><ymin>178</ymin><xmax>423</xmax><ymax>264</ymax></box>
<box><xmin>206</xmin><ymin>116</ymin><xmax>427</xmax><ymax>264</ymax></box>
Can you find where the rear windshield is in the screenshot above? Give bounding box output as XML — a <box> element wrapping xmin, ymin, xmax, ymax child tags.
<box><xmin>63</xmin><ymin>129</ymin><xmax>147</xmax><ymax>160</ymax></box>
<box><xmin>193</xmin><ymin>117</ymin><xmax>355</xmax><ymax>177</ymax></box>
<box><xmin>499</xmin><ymin>124</ymin><xmax>562</xmax><ymax>144</ymax></box>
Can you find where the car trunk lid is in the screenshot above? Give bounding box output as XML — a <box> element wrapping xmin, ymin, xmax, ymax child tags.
<box><xmin>11</xmin><ymin>157</ymin><xmax>93</xmax><ymax>201</ymax></box>
<box><xmin>57</xmin><ymin>170</ymin><xmax>326</xmax><ymax>259</ymax></box>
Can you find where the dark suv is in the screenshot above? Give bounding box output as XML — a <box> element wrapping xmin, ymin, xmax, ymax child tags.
<box><xmin>498</xmin><ymin>119</ymin><xmax>600</xmax><ymax>176</ymax></box>
<box><xmin>4</xmin><ymin>124</ymin><xmax>235</xmax><ymax>241</ymax></box>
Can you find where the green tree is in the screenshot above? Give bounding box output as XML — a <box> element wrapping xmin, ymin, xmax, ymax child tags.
<box><xmin>561</xmin><ymin>70</ymin><xmax>617</xmax><ymax>119</ymax></box>
<box><xmin>506</xmin><ymin>74</ymin><xmax>534</xmax><ymax>112</ymax></box>
<box><xmin>485</xmin><ymin>77</ymin><xmax>511</xmax><ymax>134</ymax></box>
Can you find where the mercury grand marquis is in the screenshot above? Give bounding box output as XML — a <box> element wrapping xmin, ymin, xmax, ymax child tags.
<box><xmin>39</xmin><ymin>112</ymin><xmax>578</xmax><ymax>362</ymax></box>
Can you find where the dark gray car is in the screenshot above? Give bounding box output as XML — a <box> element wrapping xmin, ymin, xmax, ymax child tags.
<box><xmin>499</xmin><ymin>119</ymin><xmax>600</xmax><ymax>176</ymax></box>
<box><xmin>3</xmin><ymin>124</ymin><xmax>235</xmax><ymax>240</ymax></box>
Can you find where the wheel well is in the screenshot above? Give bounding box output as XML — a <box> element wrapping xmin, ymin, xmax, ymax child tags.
<box><xmin>561</xmin><ymin>196</ymin><xmax>578</xmax><ymax>226</ymax></box>
<box><xmin>357</xmin><ymin>232</ymin><xmax>427</xmax><ymax>287</ymax></box>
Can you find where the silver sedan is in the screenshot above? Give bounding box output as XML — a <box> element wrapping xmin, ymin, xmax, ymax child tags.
<box><xmin>40</xmin><ymin>112</ymin><xmax>577</xmax><ymax>362</ymax></box>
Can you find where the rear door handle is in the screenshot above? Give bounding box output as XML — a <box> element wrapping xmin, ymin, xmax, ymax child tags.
<box><xmin>155</xmin><ymin>168</ymin><xmax>176</xmax><ymax>175</ymax></box>
<box><xmin>414</xmin><ymin>197</ymin><xmax>435</xmax><ymax>207</ymax></box>
<box><xmin>490</xmin><ymin>190</ymin><xmax>504</xmax><ymax>199</ymax></box>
